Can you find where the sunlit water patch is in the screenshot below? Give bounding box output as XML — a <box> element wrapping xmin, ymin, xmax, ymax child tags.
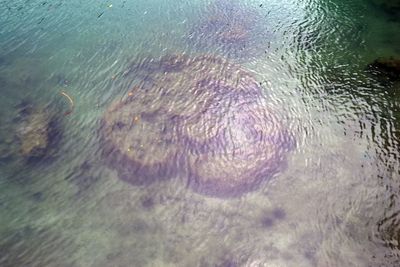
<box><xmin>0</xmin><ymin>0</ymin><xmax>400</xmax><ymax>266</ymax></box>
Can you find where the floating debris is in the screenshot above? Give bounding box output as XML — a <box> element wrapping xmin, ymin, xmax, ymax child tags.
<box><xmin>60</xmin><ymin>91</ymin><xmax>74</xmax><ymax>116</ymax></box>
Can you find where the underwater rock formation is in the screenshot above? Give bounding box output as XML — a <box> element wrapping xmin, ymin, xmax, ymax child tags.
<box><xmin>378</xmin><ymin>0</ymin><xmax>400</xmax><ymax>21</ymax></box>
<box><xmin>366</xmin><ymin>57</ymin><xmax>400</xmax><ymax>83</ymax></box>
<box><xmin>188</xmin><ymin>0</ymin><xmax>270</xmax><ymax>61</ymax></box>
<box><xmin>376</xmin><ymin>208</ymin><xmax>400</xmax><ymax>267</ymax></box>
<box><xmin>0</xmin><ymin>100</ymin><xmax>62</xmax><ymax>161</ymax></box>
<box><xmin>16</xmin><ymin>109</ymin><xmax>51</xmax><ymax>158</ymax></box>
<box><xmin>101</xmin><ymin>54</ymin><xmax>293</xmax><ymax>197</ymax></box>
<box><xmin>377</xmin><ymin>212</ymin><xmax>400</xmax><ymax>250</ymax></box>
<box><xmin>14</xmin><ymin>102</ymin><xmax>57</xmax><ymax>159</ymax></box>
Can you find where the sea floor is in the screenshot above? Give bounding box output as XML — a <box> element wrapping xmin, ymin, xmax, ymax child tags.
<box><xmin>0</xmin><ymin>0</ymin><xmax>400</xmax><ymax>266</ymax></box>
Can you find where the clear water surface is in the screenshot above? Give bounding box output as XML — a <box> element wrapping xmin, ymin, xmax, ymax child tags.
<box><xmin>0</xmin><ymin>0</ymin><xmax>399</xmax><ymax>266</ymax></box>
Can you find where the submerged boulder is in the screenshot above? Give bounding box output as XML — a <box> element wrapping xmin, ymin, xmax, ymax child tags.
<box><xmin>17</xmin><ymin>109</ymin><xmax>51</xmax><ymax>158</ymax></box>
<box><xmin>366</xmin><ymin>57</ymin><xmax>400</xmax><ymax>83</ymax></box>
<box><xmin>380</xmin><ymin>0</ymin><xmax>400</xmax><ymax>21</ymax></box>
<box><xmin>0</xmin><ymin>100</ymin><xmax>60</xmax><ymax>160</ymax></box>
<box><xmin>188</xmin><ymin>0</ymin><xmax>271</xmax><ymax>61</ymax></box>
<box><xmin>101</xmin><ymin>54</ymin><xmax>294</xmax><ymax>197</ymax></box>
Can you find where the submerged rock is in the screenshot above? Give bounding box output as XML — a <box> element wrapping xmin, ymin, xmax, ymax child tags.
<box><xmin>17</xmin><ymin>110</ymin><xmax>51</xmax><ymax>158</ymax></box>
<box><xmin>188</xmin><ymin>0</ymin><xmax>271</xmax><ymax>61</ymax></box>
<box><xmin>379</xmin><ymin>0</ymin><xmax>400</xmax><ymax>21</ymax></box>
<box><xmin>366</xmin><ymin>57</ymin><xmax>400</xmax><ymax>83</ymax></box>
<box><xmin>376</xmin><ymin>209</ymin><xmax>400</xmax><ymax>261</ymax></box>
<box><xmin>0</xmin><ymin>100</ymin><xmax>62</xmax><ymax>161</ymax></box>
<box><xmin>101</xmin><ymin>54</ymin><xmax>294</xmax><ymax>197</ymax></box>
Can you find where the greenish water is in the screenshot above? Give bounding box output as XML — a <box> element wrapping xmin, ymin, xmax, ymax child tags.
<box><xmin>0</xmin><ymin>0</ymin><xmax>399</xmax><ymax>266</ymax></box>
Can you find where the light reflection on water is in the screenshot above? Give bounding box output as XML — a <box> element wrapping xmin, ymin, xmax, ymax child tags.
<box><xmin>0</xmin><ymin>0</ymin><xmax>399</xmax><ymax>266</ymax></box>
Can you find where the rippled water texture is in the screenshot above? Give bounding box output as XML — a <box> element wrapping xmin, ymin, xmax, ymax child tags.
<box><xmin>0</xmin><ymin>0</ymin><xmax>400</xmax><ymax>266</ymax></box>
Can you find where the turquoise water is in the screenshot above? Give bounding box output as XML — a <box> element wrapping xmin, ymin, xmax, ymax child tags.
<box><xmin>0</xmin><ymin>0</ymin><xmax>400</xmax><ymax>266</ymax></box>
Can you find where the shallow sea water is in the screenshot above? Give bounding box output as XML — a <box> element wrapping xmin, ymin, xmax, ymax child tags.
<box><xmin>0</xmin><ymin>0</ymin><xmax>400</xmax><ymax>266</ymax></box>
